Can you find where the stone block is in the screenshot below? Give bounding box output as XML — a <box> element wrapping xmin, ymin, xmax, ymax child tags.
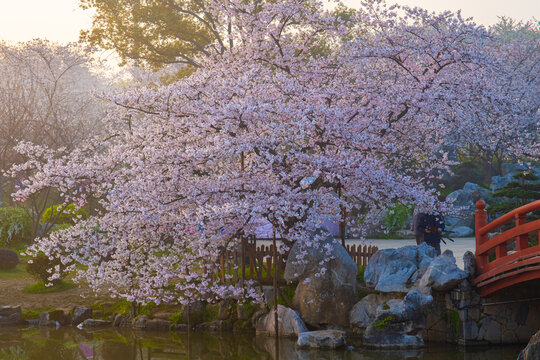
<box><xmin>483</xmin><ymin>318</ymin><xmax>502</xmax><ymax>343</ymax></box>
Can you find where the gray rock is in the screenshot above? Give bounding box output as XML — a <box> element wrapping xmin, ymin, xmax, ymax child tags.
<box><xmin>255</xmin><ymin>305</ymin><xmax>307</xmax><ymax>337</ymax></box>
<box><xmin>71</xmin><ymin>306</ymin><xmax>92</xmax><ymax>326</ymax></box>
<box><xmin>219</xmin><ymin>299</ymin><xmax>232</xmax><ymax>320</ymax></box>
<box><xmin>418</xmin><ymin>250</ymin><xmax>467</xmax><ymax>291</ymax></box>
<box><xmin>196</xmin><ymin>319</ymin><xmax>232</xmax><ymax>331</ymax></box>
<box><xmin>449</xmin><ymin>226</ymin><xmax>474</xmax><ymax>237</ymax></box>
<box><xmin>444</xmin><ymin>216</ymin><xmax>474</xmax><ymax>230</ymax></box>
<box><xmin>297</xmin><ymin>330</ymin><xmax>346</xmax><ymax>349</ymax></box>
<box><xmin>446</xmin><ymin>183</ymin><xmax>490</xmax><ymax>230</ymax></box>
<box><xmin>133</xmin><ymin>315</ymin><xmax>149</xmax><ymax>329</ymax></box>
<box><xmin>502</xmin><ymin>163</ymin><xmax>528</xmax><ymax>176</ymax></box>
<box><xmin>482</xmin><ymin>317</ymin><xmax>502</xmax><ymax>343</ymax></box>
<box><xmin>112</xmin><ymin>314</ymin><xmax>131</xmax><ymax>327</ymax></box>
<box><xmin>518</xmin><ymin>329</ymin><xmax>540</xmax><ymax>360</ymax></box>
<box><xmin>0</xmin><ymin>306</ymin><xmax>23</xmax><ymax>326</ymax></box>
<box><xmin>80</xmin><ymin>319</ymin><xmax>112</xmax><ymax>328</ymax></box>
<box><xmin>364</xmin><ymin>243</ymin><xmax>437</xmax><ymax>293</ymax></box>
<box><xmin>251</xmin><ymin>309</ymin><xmax>267</xmax><ymax>328</ymax></box>
<box><xmin>491</xmin><ymin>174</ymin><xmax>514</xmax><ymax>192</ymax></box>
<box><xmin>349</xmin><ymin>293</ymin><xmax>400</xmax><ymax>335</ymax></box>
<box><xmin>463</xmin><ymin>251</ymin><xmax>476</xmax><ymax>278</ymax></box>
<box><xmin>39</xmin><ymin>310</ymin><xmax>70</xmax><ymax>327</ymax></box>
<box><xmin>362</xmin><ymin>289</ymin><xmax>433</xmax><ymax>349</ymax></box>
<box><xmin>284</xmin><ymin>229</ymin><xmax>358</xmax><ymax>328</ymax></box>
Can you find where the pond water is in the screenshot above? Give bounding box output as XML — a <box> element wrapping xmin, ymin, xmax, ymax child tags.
<box><xmin>0</xmin><ymin>327</ymin><xmax>524</xmax><ymax>360</ymax></box>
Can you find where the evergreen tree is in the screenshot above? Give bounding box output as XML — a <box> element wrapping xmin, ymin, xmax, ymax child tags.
<box><xmin>488</xmin><ymin>171</ymin><xmax>540</xmax><ymax>216</ymax></box>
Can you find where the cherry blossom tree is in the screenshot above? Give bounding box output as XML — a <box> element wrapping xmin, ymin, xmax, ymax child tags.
<box><xmin>449</xmin><ymin>19</ymin><xmax>540</xmax><ymax>181</ymax></box>
<box><xmin>9</xmin><ymin>0</ymin><xmax>533</xmax><ymax>306</ymax></box>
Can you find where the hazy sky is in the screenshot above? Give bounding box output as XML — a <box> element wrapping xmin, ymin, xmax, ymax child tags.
<box><xmin>0</xmin><ymin>0</ymin><xmax>538</xmax><ymax>43</ymax></box>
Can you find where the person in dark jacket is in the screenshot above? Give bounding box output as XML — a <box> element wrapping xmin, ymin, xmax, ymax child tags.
<box><xmin>417</xmin><ymin>211</ymin><xmax>445</xmax><ymax>255</ymax></box>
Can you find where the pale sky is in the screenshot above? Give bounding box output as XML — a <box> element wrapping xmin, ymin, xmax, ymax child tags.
<box><xmin>0</xmin><ymin>0</ymin><xmax>538</xmax><ymax>44</ymax></box>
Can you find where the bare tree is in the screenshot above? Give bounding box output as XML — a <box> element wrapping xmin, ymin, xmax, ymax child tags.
<box><xmin>0</xmin><ymin>39</ymin><xmax>109</xmax><ymax>234</ymax></box>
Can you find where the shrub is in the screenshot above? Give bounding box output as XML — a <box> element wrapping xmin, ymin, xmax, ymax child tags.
<box><xmin>0</xmin><ymin>207</ymin><xmax>33</xmax><ymax>247</ymax></box>
<box><xmin>25</xmin><ymin>253</ymin><xmax>67</xmax><ymax>285</ymax></box>
<box><xmin>41</xmin><ymin>204</ymin><xmax>88</xmax><ymax>225</ymax></box>
<box><xmin>383</xmin><ymin>203</ymin><xmax>413</xmax><ymax>233</ymax></box>
<box><xmin>0</xmin><ymin>248</ymin><xmax>19</xmax><ymax>270</ymax></box>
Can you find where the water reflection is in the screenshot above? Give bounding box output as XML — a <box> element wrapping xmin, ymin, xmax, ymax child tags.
<box><xmin>0</xmin><ymin>327</ymin><xmax>522</xmax><ymax>360</ymax></box>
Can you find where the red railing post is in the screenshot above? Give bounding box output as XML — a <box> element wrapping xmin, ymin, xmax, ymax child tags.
<box><xmin>475</xmin><ymin>200</ymin><xmax>489</xmax><ymax>273</ymax></box>
<box><xmin>516</xmin><ymin>214</ymin><xmax>529</xmax><ymax>251</ymax></box>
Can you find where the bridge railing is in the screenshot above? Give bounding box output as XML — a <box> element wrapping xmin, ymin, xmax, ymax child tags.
<box><xmin>474</xmin><ymin>199</ymin><xmax>540</xmax><ymax>291</ymax></box>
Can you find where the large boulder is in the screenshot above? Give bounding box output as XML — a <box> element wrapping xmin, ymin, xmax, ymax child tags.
<box><xmin>39</xmin><ymin>310</ymin><xmax>71</xmax><ymax>327</ymax></box>
<box><xmin>0</xmin><ymin>306</ymin><xmax>23</xmax><ymax>326</ymax></box>
<box><xmin>463</xmin><ymin>251</ymin><xmax>476</xmax><ymax>278</ymax></box>
<box><xmin>364</xmin><ymin>243</ymin><xmax>437</xmax><ymax>293</ymax></box>
<box><xmin>446</xmin><ymin>182</ymin><xmax>491</xmax><ymax>229</ymax></box>
<box><xmin>418</xmin><ymin>250</ymin><xmax>467</xmax><ymax>291</ymax></box>
<box><xmin>518</xmin><ymin>329</ymin><xmax>540</xmax><ymax>360</ymax></box>
<box><xmin>71</xmin><ymin>306</ymin><xmax>93</xmax><ymax>326</ymax></box>
<box><xmin>363</xmin><ymin>289</ymin><xmax>433</xmax><ymax>349</ymax></box>
<box><xmin>448</xmin><ymin>226</ymin><xmax>474</xmax><ymax>238</ymax></box>
<box><xmin>297</xmin><ymin>330</ymin><xmax>346</xmax><ymax>349</ymax></box>
<box><xmin>501</xmin><ymin>163</ymin><xmax>528</xmax><ymax>176</ymax></box>
<box><xmin>284</xmin><ymin>229</ymin><xmax>358</xmax><ymax>328</ymax></box>
<box><xmin>255</xmin><ymin>305</ymin><xmax>307</xmax><ymax>337</ymax></box>
<box><xmin>490</xmin><ymin>174</ymin><xmax>514</xmax><ymax>192</ymax></box>
<box><xmin>349</xmin><ymin>293</ymin><xmax>400</xmax><ymax>336</ymax></box>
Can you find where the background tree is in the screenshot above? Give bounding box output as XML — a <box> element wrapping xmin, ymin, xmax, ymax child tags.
<box><xmin>0</xmin><ymin>39</ymin><xmax>109</xmax><ymax>236</ymax></box>
<box><xmin>449</xmin><ymin>18</ymin><xmax>540</xmax><ymax>184</ymax></box>
<box><xmin>488</xmin><ymin>171</ymin><xmax>540</xmax><ymax>216</ymax></box>
<box><xmin>79</xmin><ymin>0</ymin><xmax>360</xmax><ymax>70</ymax></box>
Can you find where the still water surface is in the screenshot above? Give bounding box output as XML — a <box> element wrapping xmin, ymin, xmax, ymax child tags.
<box><xmin>0</xmin><ymin>327</ymin><xmax>523</xmax><ymax>360</ymax></box>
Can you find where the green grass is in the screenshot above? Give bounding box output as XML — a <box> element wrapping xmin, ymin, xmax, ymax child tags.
<box><xmin>23</xmin><ymin>280</ymin><xmax>77</xmax><ymax>293</ymax></box>
<box><xmin>0</xmin><ymin>263</ymin><xmax>29</xmax><ymax>279</ymax></box>
<box><xmin>373</xmin><ymin>315</ymin><xmax>394</xmax><ymax>330</ymax></box>
<box><xmin>21</xmin><ymin>307</ymin><xmax>54</xmax><ymax>320</ymax></box>
<box><xmin>356</xmin><ymin>265</ymin><xmax>364</xmax><ymax>283</ymax></box>
<box><xmin>219</xmin><ymin>264</ymin><xmax>285</xmax><ymax>283</ymax></box>
<box><xmin>91</xmin><ymin>299</ymin><xmax>157</xmax><ymax>319</ymax></box>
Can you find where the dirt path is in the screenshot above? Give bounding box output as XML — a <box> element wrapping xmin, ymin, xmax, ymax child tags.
<box><xmin>0</xmin><ymin>272</ymin><xmax>106</xmax><ymax>310</ymax></box>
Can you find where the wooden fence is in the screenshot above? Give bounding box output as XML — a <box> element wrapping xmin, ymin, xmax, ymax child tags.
<box><xmin>215</xmin><ymin>240</ymin><xmax>378</xmax><ymax>284</ymax></box>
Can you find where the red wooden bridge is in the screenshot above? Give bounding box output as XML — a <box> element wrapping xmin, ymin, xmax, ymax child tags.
<box><xmin>473</xmin><ymin>199</ymin><xmax>540</xmax><ymax>297</ymax></box>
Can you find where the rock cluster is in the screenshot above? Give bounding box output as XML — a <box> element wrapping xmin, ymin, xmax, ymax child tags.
<box><xmin>355</xmin><ymin>243</ymin><xmax>469</xmax><ymax>348</ymax></box>
<box><xmin>364</xmin><ymin>243</ymin><xmax>438</xmax><ymax>293</ymax></box>
<box><xmin>362</xmin><ymin>290</ymin><xmax>433</xmax><ymax>348</ymax></box>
